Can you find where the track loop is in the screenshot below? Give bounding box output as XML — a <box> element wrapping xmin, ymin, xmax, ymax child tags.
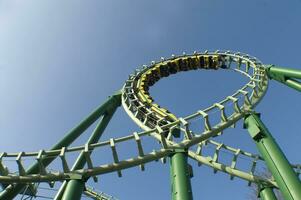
<box><xmin>122</xmin><ymin>50</ymin><xmax>268</xmax><ymax>148</ymax></box>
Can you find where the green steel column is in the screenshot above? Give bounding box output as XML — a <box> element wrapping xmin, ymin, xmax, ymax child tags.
<box><xmin>267</xmin><ymin>66</ymin><xmax>301</xmax><ymax>79</ymax></box>
<box><xmin>285</xmin><ymin>79</ymin><xmax>301</xmax><ymax>92</ymax></box>
<box><xmin>170</xmin><ymin>150</ymin><xmax>193</xmax><ymax>200</ymax></box>
<box><xmin>0</xmin><ymin>92</ymin><xmax>121</xmax><ymax>200</ymax></box>
<box><xmin>61</xmin><ymin>179</ymin><xmax>85</xmax><ymax>200</ymax></box>
<box><xmin>259</xmin><ymin>187</ymin><xmax>277</xmax><ymax>200</ymax></box>
<box><xmin>56</xmin><ymin>103</ymin><xmax>119</xmax><ymax>200</ymax></box>
<box><xmin>244</xmin><ymin>113</ymin><xmax>301</xmax><ymax>200</ymax></box>
<box><xmin>266</xmin><ymin>66</ymin><xmax>301</xmax><ymax>92</ymax></box>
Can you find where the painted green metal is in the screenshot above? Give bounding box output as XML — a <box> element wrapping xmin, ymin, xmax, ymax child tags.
<box><xmin>188</xmin><ymin>150</ymin><xmax>277</xmax><ymax>187</ymax></box>
<box><xmin>285</xmin><ymin>79</ymin><xmax>301</xmax><ymax>92</ymax></box>
<box><xmin>244</xmin><ymin>113</ymin><xmax>301</xmax><ymax>200</ymax></box>
<box><xmin>55</xmin><ymin>102</ymin><xmax>119</xmax><ymax>200</ymax></box>
<box><xmin>170</xmin><ymin>150</ymin><xmax>193</xmax><ymax>200</ymax></box>
<box><xmin>0</xmin><ymin>92</ymin><xmax>121</xmax><ymax>200</ymax></box>
<box><xmin>259</xmin><ymin>186</ymin><xmax>277</xmax><ymax>200</ymax></box>
<box><xmin>1</xmin><ymin>52</ymin><xmax>301</xmax><ymax>200</ymax></box>
<box><xmin>266</xmin><ymin>66</ymin><xmax>301</xmax><ymax>91</ymax></box>
<box><xmin>84</xmin><ymin>186</ymin><xmax>118</xmax><ymax>200</ymax></box>
<box><xmin>61</xmin><ymin>179</ymin><xmax>85</xmax><ymax>200</ymax></box>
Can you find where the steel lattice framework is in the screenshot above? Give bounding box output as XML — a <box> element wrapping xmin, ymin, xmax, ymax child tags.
<box><xmin>0</xmin><ymin>50</ymin><xmax>301</xmax><ymax>200</ymax></box>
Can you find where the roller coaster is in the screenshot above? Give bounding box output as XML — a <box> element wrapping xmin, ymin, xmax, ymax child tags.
<box><xmin>1</xmin><ymin>50</ymin><xmax>301</xmax><ymax>200</ymax></box>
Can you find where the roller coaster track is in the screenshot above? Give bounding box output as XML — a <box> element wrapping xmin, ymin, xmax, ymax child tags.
<box><xmin>1</xmin><ymin>50</ymin><xmax>300</xmax><ymax>199</ymax></box>
<box><xmin>84</xmin><ymin>186</ymin><xmax>118</xmax><ymax>200</ymax></box>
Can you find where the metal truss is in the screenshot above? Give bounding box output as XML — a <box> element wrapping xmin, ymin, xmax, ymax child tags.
<box><xmin>1</xmin><ymin>50</ymin><xmax>301</xmax><ymax>200</ymax></box>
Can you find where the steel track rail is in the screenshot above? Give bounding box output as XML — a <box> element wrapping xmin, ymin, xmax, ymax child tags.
<box><xmin>2</xmin><ymin>50</ymin><xmax>299</xmax><ymax>199</ymax></box>
<box><xmin>1</xmin><ymin>134</ymin><xmax>299</xmax><ymax>186</ymax></box>
<box><xmin>122</xmin><ymin>50</ymin><xmax>268</xmax><ymax>133</ymax></box>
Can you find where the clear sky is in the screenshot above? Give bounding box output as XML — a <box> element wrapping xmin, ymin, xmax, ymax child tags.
<box><xmin>0</xmin><ymin>0</ymin><xmax>301</xmax><ymax>199</ymax></box>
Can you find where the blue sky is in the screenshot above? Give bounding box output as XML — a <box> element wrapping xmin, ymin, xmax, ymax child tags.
<box><xmin>0</xmin><ymin>1</ymin><xmax>301</xmax><ymax>199</ymax></box>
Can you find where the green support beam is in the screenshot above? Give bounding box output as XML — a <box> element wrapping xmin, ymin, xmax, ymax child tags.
<box><xmin>259</xmin><ymin>186</ymin><xmax>277</xmax><ymax>200</ymax></box>
<box><xmin>170</xmin><ymin>150</ymin><xmax>193</xmax><ymax>200</ymax></box>
<box><xmin>56</xmin><ymin>100</ymin><xmax>119</xmax><ymax>200</ymax></box>
<box><xmin>266</xmin><ymin>65</ymin><xmax>301</xmax><ymax>92</ymax></box>
<box><xmin>60</xmin><ymin>179</ymin><xmax>85</xmax><ymax>200</ymax></box>
<box><xmin>244</xmin><ymin>113</ymin><xmax>301</xmax><ymax>200</ymax></box>
<box><xmin>0</xmin><ymin>92</ymin><xmax>121</xmax><ymax>200</ymax></box>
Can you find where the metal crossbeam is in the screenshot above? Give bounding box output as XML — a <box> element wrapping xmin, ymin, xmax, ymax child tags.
<box><xmin>1</xmin><ymin>51</ymin><xmax>301</xmax><ymax>200</ymax></box>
